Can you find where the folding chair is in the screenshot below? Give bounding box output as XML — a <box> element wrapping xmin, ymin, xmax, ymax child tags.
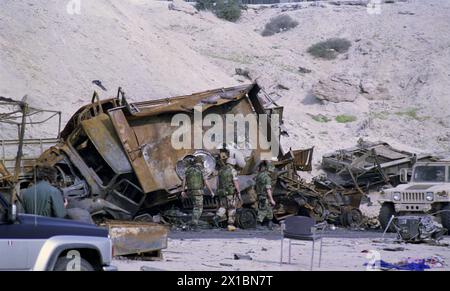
<box><xmin>280</xmin><ymin>216</ymin><xmax>327</xmax><ymax>270</ymax></box>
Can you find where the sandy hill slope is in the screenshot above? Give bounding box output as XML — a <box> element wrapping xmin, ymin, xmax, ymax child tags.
<box><xmin>0</xmin><ymin>0</ymin><xmax>237</xmax><ymax>138</ymax></box>
<box><xmin>0</xmin><ymin>0</ymin><xmax>449</xmax><ymax>165</ymax></box>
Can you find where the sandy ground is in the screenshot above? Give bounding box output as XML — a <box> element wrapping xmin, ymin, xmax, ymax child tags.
<box><xmin>113</xmin><ymin>197</ymin><xmax>450</xmax><ymax>271</ymax></box>
<box><xmin>113</xmin><ymin>228</ymin><xmax>450</xmax><ymax>271</ymax></box>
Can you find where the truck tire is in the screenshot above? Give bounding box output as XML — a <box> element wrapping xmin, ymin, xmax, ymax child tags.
<box><xmin>235</xmin><ymin>208</ymin><xmax>257</xmax><ymax>229</ymax></box>
<box><xmin>440</xmin><ymin>204</ymin><xmax>450</xmax><ymax>232</ymax></box>
<box><xmin>53</xmin><ymin>257</ymin><xmax>95</xmax><ymax>271</ymax></box>
<box><xmin>378</xmin><ymin>203</ymin><xmax>396</xmax><ymax>232</ymax></box>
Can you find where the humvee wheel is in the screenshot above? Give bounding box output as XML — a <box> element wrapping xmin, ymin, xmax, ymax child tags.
<box><xmin>441</xmin><ymin>204</ymin><xmax>450</xmax><ymax>232</ymax></box>
<box><xmin>378</xmin><ymin>203</ymin><xmax>396</xmax><ymax>232</ymax></box>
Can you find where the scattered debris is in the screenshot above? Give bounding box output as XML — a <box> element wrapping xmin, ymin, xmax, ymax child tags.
<box><xmin>391</xmin><ymin>215</ymin><xmax>447</xmax><ymax>244</ymax></box>
<box><xmin>382</xmin><ymin>247</ymin><xmax>406</xmax><ymax>252</ymax></box>
<box><xmin>298</xmin><ymin>66</ymin><xmax>312</xmax><ymax>74</ymax></box>
<box><xmin>234</xmin><ymin>254</ymin><xmax>253</xmax><ymax>260</ymax></box>
<box><xmin>366</xmin><ymin>259</ymin><xmax>431</xmax><ymax>271</ymax></box>
<box><xmin>280</xmin><ymin>4</ymin><xmax>303</xmax><ymax>12</ymax></box>
<box><xmin>201</xmin><ymin>263</ymin><xmax>222</xmax><ymax>269</ymax></box>
<box><xmin>398</xmin><ymin>11</ymin><xmax>415</xmax><ymax>15</ymax></box>
<box><xmin>321</xmin><ymin>139</ymin><xmax>434</xmax><ymax>189</ymax></box>
<box><xmin>329</xmin><ymin>1</ymin><xmax>370</xmax><ymax>6</ymax></box>
<box><xmin>425</xmin><ymin>255</ymin><xmax>446</xmax><ymax>268</ymax></box>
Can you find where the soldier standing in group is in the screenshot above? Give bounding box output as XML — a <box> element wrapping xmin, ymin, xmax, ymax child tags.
<box><xmin>212</xmin><ymin>157</ymin><xmax>241</xmax><ymax>230</ymax></box>
<box><xmin>255</xmin><ymin>161</ymin><xmax>276</xmax><ymax>230</ymax></box>
<box><xmin>181</xmin><ymin>155</ymin><xmax>214</xmax><ymax>230</ymax></box>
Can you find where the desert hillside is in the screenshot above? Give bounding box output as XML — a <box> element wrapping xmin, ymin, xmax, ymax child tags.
<box><xmin>1</xmin><ymin>0</ymin><xmax>449</xmax><ymax>165</ymax></box>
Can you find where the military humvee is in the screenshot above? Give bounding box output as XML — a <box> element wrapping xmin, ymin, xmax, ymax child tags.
<box><xmin>379</xmin><ymin>161</ymin><xmax>450</xmax><ymax>231</ymax></box>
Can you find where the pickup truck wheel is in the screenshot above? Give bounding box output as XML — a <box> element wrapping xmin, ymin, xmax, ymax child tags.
<box><xmin>440</xmin><ymin>204</ymin><xmax>450</xmax><ymax>232</ymax></box>
<box><xmin>53</xmin><ymin>257</ymin><xmax>95</xmax><ymax>271</ymax></box>
<box><xmin>378</xmin><ymin>203</ymin><xmax>396</xmax><ymax>232</ymax></box>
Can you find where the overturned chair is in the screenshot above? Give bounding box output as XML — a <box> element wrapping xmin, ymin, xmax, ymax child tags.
<box><xmin>280</xmin><ymin>216</ymin><xmax>327</xmax><ymax>270</ymax></box>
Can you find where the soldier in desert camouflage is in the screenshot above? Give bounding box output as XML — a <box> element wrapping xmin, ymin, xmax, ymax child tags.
<box><xmin>181</xmin><ymin>155</ymin><xmax>214</xmax><ymax>230</ymax></box>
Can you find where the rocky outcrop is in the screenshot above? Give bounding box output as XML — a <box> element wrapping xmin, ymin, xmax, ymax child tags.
<box><xmin>168</xmin><ymin>0</ymin><xmax>198</xmax><ymax>15</ymax></box>
<box><xmin>313</xmin><ymin>74</ymin><xmax>361</xmax><ymax>103</ymax></box>
<box><xmin>313</xmin><ymin>74</ymin><xmax>391</xmax><ymax>103</ymax></box>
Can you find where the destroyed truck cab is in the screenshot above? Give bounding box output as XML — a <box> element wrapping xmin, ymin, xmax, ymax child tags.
<box><xmin>379</xmin><ymin>161</ymin><xmax>450</xmax><ymax>231</ymax></box>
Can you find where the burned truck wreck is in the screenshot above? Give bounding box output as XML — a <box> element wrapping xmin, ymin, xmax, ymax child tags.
<box><xmin>36</xmin><ymin>83</ymin><xmax>289</xmax><ymax>224</ymax></box>
<box><xmin>33</xmin><ymin>83</ymin><xmax>397</xmax><ymax>228</ymax></box>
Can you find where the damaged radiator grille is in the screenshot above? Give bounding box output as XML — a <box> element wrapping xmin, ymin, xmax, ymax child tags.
<box><xmin>401</xmin><ymin>192</ymin><xmax>425</xmax><ymax>202</ymax></box>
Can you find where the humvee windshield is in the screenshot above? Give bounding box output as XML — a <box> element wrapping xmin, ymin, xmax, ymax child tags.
<box><xmin>413</xmin><ymin>165</ymin><xmax>447</xmax><ymax>183</ymax></box>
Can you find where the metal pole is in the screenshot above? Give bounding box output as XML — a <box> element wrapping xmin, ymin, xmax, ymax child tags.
<box><xmin>10</xmin><ymin>98</ymin><xmax>28</xmax><ymax>221</ymax></box>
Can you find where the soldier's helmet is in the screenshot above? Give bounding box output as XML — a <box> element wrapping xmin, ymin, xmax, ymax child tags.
<box><xmin>219</xmin><ymin>143</ymin><xmax>230</xmax><ymax>160</ymax></box>
<box><xmin>194</xmin><ymin>155</ymin><xmax>204</xmax><ymax>166</ymax></box>
<box><xmin>226</xmin><ymin>157</ymin><xmax>236</xmax><ymax>166</ymax></box>
<box><xmin>267</xmin><ymin>162</ymin><xmax>275</xmax><ymax>172</ymax></box>
<box><xmin>259</xmin><ymin>160</ymin><xmax>268</xmax><ymax>170</ymax></box>
<box><xmin>259</xmin><ymin>160</ymin><xmax>274</xmax><ymax>171</ymax></box>
<box><xmin>184</xmin><ymin>155</ymin><xmax>196</xmax><ymax>166</ymax></box>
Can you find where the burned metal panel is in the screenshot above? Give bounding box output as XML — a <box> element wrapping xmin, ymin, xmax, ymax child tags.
<box><xmin>107</xmin><ymin>83</ymin><xmax>281</xmax><ymax>194</ymax></box>
<box><xmin>60</xmin><ymin>98</ymin><xmax>121</xmax><ymax>139</ymax></box>
<box><xmin>108</xmin><ymin>109</ymin><xmax>157</xmax><ymax>194</ymax></box>
<box><xmin>105</xmin><ymin>221</ymin><xmax>169</xmax><ymax>256</ymax></box>
<box><xmin>126</xmin><ymin>84</ymin><xmax>253</xmax><ymax>117</ymax></box>
<box><xmin>81</xmin><ymin>113</ymin><xmax>132</xmax><ymax>174</ymax></box>
<box><xmin>128</xmin><ymin>96</ymin><xmax>260</xmax><ymax>191</ymax></box>
<box><xmin>291</xmin><ymin>148</ymin><xmax>314</xmax><ymax>172</ymax></box>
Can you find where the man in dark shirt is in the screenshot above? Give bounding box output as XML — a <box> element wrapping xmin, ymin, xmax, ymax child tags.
<box><xmin>21</xmin><ymin>165</ymin><xmax>67</xmax><ymax>218</ymax></box>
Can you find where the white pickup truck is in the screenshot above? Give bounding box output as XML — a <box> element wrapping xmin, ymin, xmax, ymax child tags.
<box><xmin>0</xmin><ymin>193</ymin><xmax>116</xmax><ymax>271</ymax></box>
